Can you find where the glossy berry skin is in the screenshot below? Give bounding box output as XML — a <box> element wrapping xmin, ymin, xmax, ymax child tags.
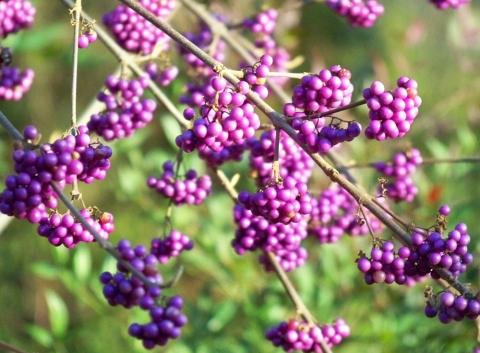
<box><xmin>87</xmin><ymin>75</ymin><xmax>156</xmax><ymax>141</ymax></box>
<box><xmin>147</xmin><ymin>161</ymin><xmax>212</xmax><ymax>206</ymax></box>
<box><xmin>78</xmin><ymin>35</ymin><xmax>89</xmax><ymax>49</ymax></box>
<box><xmin>100</xmin><ymin>240</ymin><xmax>187</xmax><ymax>349</ymax></box>
<box><xmin>233</xmin><ymin>204</ymin><xmax>308</xmax><ymax>272</ymax></box>
<box><xmin>364</xmin><ymin>77</ymin><xmax>422</xmax><ymax>141</ymax></box>
<box><xmin>103</xmin><ymin>0</ymin><xmax>174</xmax><ymax>55</ymax></box>
<box><xmin>0</xmin><ymin>0</ymin><xmax>36</xmax><ymax>39</ymax></box>
<box><xmin>308</xmin><ymin>185</ymin><xmax>383</xmax><ymax>242</ymax></box>
<box><xmin>238</xmin><ymin>176</ymin><xmax>312</xmax><ymax>225</ymax></box>
<box><xmin>429</xmin><ymin>0</ymin><xmax>470</xmax><ymax>9</ymax></box>
<box><xmin>37</xmin><ymin>209</ymin><xmax>114</xmax><ymax>248</ymax></box>
<box><xmin>0</xmin><ymin>67</ymin><xmax>34</xmax><ymax>100</ymax></box>
<box><xmin>265</xmin><ymin>318</ymin><xmax>350</xmax><ymax>352</ymax></box>
<box><xmin>150</xmin><ymin>230</ymin><xmax>194</xmax><ymax>264</ymax></box>
<box><xmin>327</xmin><ymin>0</ymin><xmax>384</xmax><ymax>27</ymax></box>
<box><xmin>249</xmin><ymin>130</ymin><xmax>314</xmax><ymax>187</ymax></box>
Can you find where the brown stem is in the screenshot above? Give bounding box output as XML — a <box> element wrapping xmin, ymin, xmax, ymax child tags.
<box><xmin>51</xmin><ymin>182</ymin><xmax>178</xmax><ymax>289</ymax></box>
<box><xmin>211</xmin><ymin>168</ymin><xmax>239</xmax><ymax>201</ymax></box>
<box><xmin>60</xmin><ymin>0</ymin><xmax>188</xmax><ymax>129</ymax></box>
<box><xmin>266</xmin><ymin>252</ymin><xmax>333</xmax><ymax>353</ymax></box>
<box><xmin>119</xmin><ymin>0</ymin><xmax>473</xmax><ymax>298</ymax></box>
<box><xmin>0</xmin><ymin>340</ymin><xmax>31</xmax><ymax>353</ymax></box>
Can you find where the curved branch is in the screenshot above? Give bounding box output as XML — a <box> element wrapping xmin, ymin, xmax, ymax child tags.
<box><xmin>118</xmin><ymin>0</ymin><xmax>472</xmax><ymax>296</ymax></box>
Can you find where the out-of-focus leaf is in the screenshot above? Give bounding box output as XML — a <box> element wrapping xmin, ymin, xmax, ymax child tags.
<box><xmin>26</xmin><ymin>324</ymin><xmax>54</xmax><ymax>347</ymax></box>
<box><xmin>3</xmin><ymin>23</ymin><xmax>65</xmax><ymax>52</ymax></box>
<box><xmin>72</xmin><ymin>245</ymin><xmax>91</xmax><ymax>283</ymax></box>
<box><xmin>44</xmin><ymin>289</ymin><xmax>69</xmax><ymax>339</ymax></box>
<box><xmin>51</xmin><ymin>246</ymin><xmax>69</xmax><ymax>266</ymax></box>
<box><xmin>456</xmin><ymin>125</ymin><xmax>477</xmax><ymax>153</ymax></box>
<box><xmin>159</xmin><ymin>114</ymin><xmax>182</xmax><ymax>149</ymax></box>
<box><xmin>207</xmin><ymin>301</ymin><xmax>238</xmax><ymax>332</ymax></box>
<box><xmin>30</xmin><ymin>262</ymin><xmax>59</xmax><ymax>280</ymax></box>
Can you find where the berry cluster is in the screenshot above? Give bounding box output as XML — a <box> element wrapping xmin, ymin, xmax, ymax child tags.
<box><xmin>103</xmin><ymin>0</ymin><xmax>174</xmax><ymax>55</ymax></box>
<box><xmin>286</xmin><ymin>66</ymin><xmax>354</xmax><ymax>115</ymax></box>
<box><xmin>0</xmin><ymin>0</ymin><xmax>36</xmax><ymax>38</ymax></box>
<box><xmin>0</xmin><ymin>0</ymin><xmax>35</xmax><ymax>101</ymax></box>
<box><xmin>241</xmin><ymin>9</ymin><xmax>290</xmax><ymax>87</ymax></box>
<box><xmin>293</xmin><ymin>117</ymin><xmax>362</xmax><ymax>154</ymax></box>
<box><xmin>87</xmin><ymin>75</ymin><xmax>157</xmax><ymax>141</ymax></box>
<box><xmin>232</xmin><ymin>204</ymin><xmax>308</xmax><ymax>272</ymax></box>
<box><xmin>72</xmin><ymin>125</ymin><xmax>113</xmax><ymax>183</ymax></box>
<box><xmin>78</xmin><ymin>30</ymin><xmax>97</xmax><ymax>49</ymax></box>
<box><xmin>249</xmin><ymin>129</ymin><xmax>314</xmax><ymax>186</ymax></box>
<box><xmin>357</xmin><ymin>241</ymin><xmax>413</xmax><ymax>285</ymax></box>
<box><xmin>425</xmin><ymin>290</ymin><xmax>480</xmax><ymax>324</ymax></box>
<box><xmin>128</xmin><ymin>296</ymin><xmax>187</xmax><ymax>349</ymax></box>
<box><xmin>0</xmin><ymin>125</ymin><xmax>113</xmax><ymax>226</ymax></box>
<box><xmin>0</xmin><ymin>126</ymin><xmax>80</xmax><ymax>221</ymax></box>
<box><xmin>198</xmin><ymin>140</ymin><xmax>251</xmax><ymax>168</ymax></box>
<box><xmin>238</xmin><ymin>176</ymin><xmax>312</xmax><ymax>224</ymax></box>
<box><xmin>375</xmin><ymin>148</ymin><xmax>422</xmax><ymax>202</ymax></box>
<box><xmin>363</xmin><ymin>77</ymin><xmax>422</xmax><ymax>140</ymax></box>
<box><xmin>145</xmin><ymin>62</ymin><xmax>179</xmax><ymax>87</ymax></box>
<box><xmin>265</xmin><ymin>318</ymin><xmax>350</xmax><ymax>352</ymax></box>
<box><xmin>100</xmin><ymin>239</ymin><xmax>187</xmax><ymax>349</ymax></box>
<box><xmin>146</xmin><ymin>160</ymin><xmax>212</xmax><ymax>206</ymax></box>
<box><xmin>308</xmin><ymin>185</ymin><xmax>383</xmax><ymax>243</ymax></box>
<box><xmin>150</xmin><ymin>229</ymin><xmax>194</xmax><ymax>264</ymax></box>
<box><xmin>258</xmin><ymin>246</ymin><xmax>308</xmax><ymax>273</ymax></box>
<box><xmin>326</xmin><ymin>0</ymin><xmax>384</xmax><ymax>27</ymax></box>
<box><xmin>176</xmin><ymin>61</ymin><xmax>265</xmax><ymax>153</ymax></box>
<box><xmin>375</xmin><ymin>148</ymin><xmax>423</xmax><ymax>178</ymax></box>
<box><xmin>242</xmin><ymin>9</ymin><xmax>278</xmax><ymax>35</ymax></box>
<box><xmin>429</xmin><ymin>0</ymin><xmax>470</xmax><ymax>10</ymax></box>
<box><xmin>0</xmin><ymin>66</ymin><xmax>34</xmax><ymax>101</ymax></box>
<box><xmin>407</xmin><ymin>226</ymin><xmax>472</xmax><ymax>279</ymax></box>
<box><xmin>37</xmin><ymin>208</ymin><xmax>114</xmax><ymax>248</ymax></box>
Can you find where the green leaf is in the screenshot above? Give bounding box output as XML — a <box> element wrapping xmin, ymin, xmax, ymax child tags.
<box><xmin>3</xmin><ymin>23</ymin><xmax>66</xmax><ymax>52</ymax></box>
<box><xmin>26</xmin><ymin>324</ymin><xmax>54</xmax><ymax>347</ymax></box>
<box><xmin>456</xmin><ymin>125</ymin><xmax>477</xmax><ymax>153</ymax></box>
<box><xmin>51</xmin><ymin>246</ymin><xmax>70</xmax><ymax>265</ymax></box>
<box><xmin>159</xmin><ymin>114</ymin><xmax>182</xmax><ymax>149</ymax></box>
<box><xmin>207</xmin><ymin>301</ymin><xmax>238</xmax><ymax>332</ymax></box>
<box><xmin>44</xmin><ymin>289</ymin><xmax>69</xmax><ymax>339</ymax></box>
<box><xmin>30</xmin><ymin>262</ymin><xmax>59</xmax><ymax>280</ymax></box>
<box><xmin>72</xmin><ymin>245</ymin><xmax>92</xmax><ymax>283</ymax></box>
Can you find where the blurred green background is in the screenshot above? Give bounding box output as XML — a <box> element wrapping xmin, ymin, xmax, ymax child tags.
<box><xmin>1</xmin><ymin>1</ymin><xmax>480</xmax><ymax>352</ymax></box>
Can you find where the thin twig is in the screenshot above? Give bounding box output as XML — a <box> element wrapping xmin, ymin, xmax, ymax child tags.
<box><xmin>0</xmin><ymin>110</ymin><xmax>23</xmax><ymax>141</ymax></box>
<box><xmin>60</xmin><ymin>0</ymin><xmax>188</xmax><ymax>129</ymax></box>
<box><xmin>212</xmin><ymin>168</ymin><xmax>239</xmax><ymax>201</ymax></box>
<box><xmin>272</xmin><ymin>128</ymin><xmax>281</xmax><ymax>183</ymax></box>
<box><xmin>51</xmin><ymin>182</ymin><xmax>178</xmax><ymax>289</ymax></box>
<box><xmin>265</xmin><ymin>252</ymin><xmax>333</xmax><ymax>353</ymax></box>
<box><xmin>286</xmin><ymin>99</ymin><xmax>367</xmax><ymax>122</ymax></box>
<box><xmin>177</xmin><ymin>0</ymin><xmax>292</xmax><ymax>104</ymax></box>
<box><xmin>228</xmin><ymin>69</ymin><xmax>310</xmax><ymax>80</ymax></box>
<box><xmin>70</xmin><ymin>0</ymin><xmax>81</xmax><ymax>127</ymax></box>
